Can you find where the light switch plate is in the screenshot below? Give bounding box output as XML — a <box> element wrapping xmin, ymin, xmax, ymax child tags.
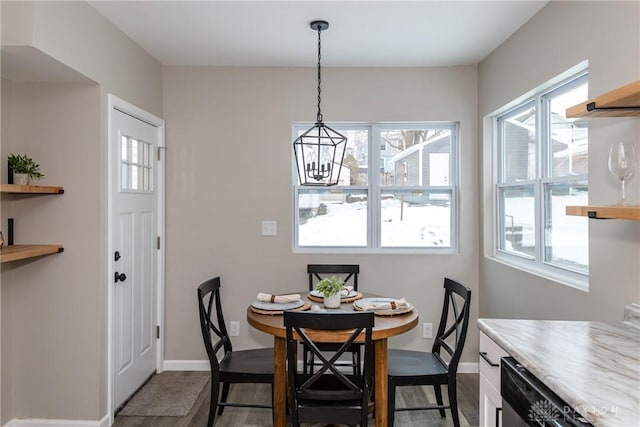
<box><xmin>230</xmin><ymin>321</ymin><xmax>240</xmax><ymax>337</ymax></box>
<box><xmin>262</xmin><ymin>220</ymin><xmax>277</xmax><ymax>236</ymax></box>
<box><xmin>422</xmin><ymin>323</ymin><xmax>433</xmax><ymax>339</ymax></box>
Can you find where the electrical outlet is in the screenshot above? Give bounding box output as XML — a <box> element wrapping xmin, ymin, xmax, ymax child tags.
<box><xmin>261</xmin><ymin>220</ymin><xmax>277</xmax><ymax>236</ymax></box>
<box><xmin>422</xmin><ymin>323</ymin><xmax>433</xmax><ymax>339</ymax></box>
<box><xmin>230</xmin><ymin>321</ymin><xmax>240</xmax><ymax>337</ymax></box>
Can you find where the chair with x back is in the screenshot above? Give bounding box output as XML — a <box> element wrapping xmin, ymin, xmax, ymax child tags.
<box><xmin>304</xmin><ymin>264</ymin><xmax>361</xmax><ymax>375</ymax></box>
<box><xmin>387</xmin><ymin>277</ymin><xmax>472</xmax><ymax>427</ymax></box>
<box><xmin>197</xmin><ymin>276</ymin><xmax>274</xmax><ymax>427</ymax></box>
<box><xmin>284</xmin><ymin>310</ymin><xmax>374</xmax><ymax>426</ymax></box>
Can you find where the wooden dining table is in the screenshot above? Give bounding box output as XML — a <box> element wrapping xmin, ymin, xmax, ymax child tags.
<box><xmin>246</xmin><ymin>292</ymin><xmax>419</xmax><ymax>427</ymax></box>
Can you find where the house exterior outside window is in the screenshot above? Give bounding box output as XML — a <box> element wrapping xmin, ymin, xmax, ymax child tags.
<box><xmin>293</xmin><ymin>122</ymin><xmax>459</xmax><ymax>253</ymax></box>
<box><xmin>494</xmin><ymin>72</ymin><xmax>589</xmax><ymax>287</ymax></box>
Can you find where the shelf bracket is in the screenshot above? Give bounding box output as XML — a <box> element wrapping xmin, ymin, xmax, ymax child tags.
<box><xmin>587</xmin><ymin>211</ymin><xmax>612</xmax><ymax>220</ymax></box>
<box><xmin>586</xmin><ymin>102</ymin><xmax>640</xmax><ymax>112</ymax></box>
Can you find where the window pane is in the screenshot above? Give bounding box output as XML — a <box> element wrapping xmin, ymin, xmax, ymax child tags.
<box><xmin>549</xmin><ymin>83</ymin><xmax>589</xmax><ymax>177</ymax></box>
<box><xmin>380</xmin><ymin>189</ymin><xmax>451</xmax><ymax>248</ymax></box>
<box><xmin>380</xmin><ymin>129</ymin><xmax>452</xmax><ymax>186</ymax></box>
<box><xmin>499</xmin><ymin>185</ymin><xmax>535</xmax><ymax>257</ymax></box>
<box><xmin>500</xmin><ymin>104</ymin><xmax>536</xmax><ymax>182</ymax></box>
<box><xmin>544</xmin><ymin>181</ymin><xmax>589</xmax><ymax>273</ymax></box>
<box><xmin>297</xmin><ymin>189</ymin><xmax>367</xmax><ymax>247</ymax></box>
<box><xmin>343</xmin><ymin>129</ymin><xmax>369</xmax><ymax>185</ymax></box>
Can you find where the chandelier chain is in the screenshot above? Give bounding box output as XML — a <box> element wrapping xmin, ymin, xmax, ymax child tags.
<box><xmin>316</xmin><ymin>25</ymin><xmax>323</xmax><ymax>123</ymax></box>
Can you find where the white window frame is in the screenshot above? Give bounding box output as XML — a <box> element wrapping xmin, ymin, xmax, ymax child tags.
<box><xmin>292</xmin><ymin>122</ymin><xmax>459</xmax><ymax>254</ymax></box>
<box><xmin>493</xmin><ymin>71</ymin><xmax>589</xmax><ymax>289</ymax></box>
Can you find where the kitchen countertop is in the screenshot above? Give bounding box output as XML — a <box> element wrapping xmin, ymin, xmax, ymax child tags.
<box><xmin>478</xmin><ymin>318</ymin><xmax>640</xmax><ymax>427</ymax></box>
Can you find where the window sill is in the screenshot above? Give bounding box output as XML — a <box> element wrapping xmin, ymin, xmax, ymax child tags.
<box><xmin>293</xmin><ymin>247</ymin><xmax>459</xmax><ymax>255</ymax></box>
<box><xmin>486</xmin><ymin>253</ymin><xmax>589</xmax><ymax>292</ymax></box>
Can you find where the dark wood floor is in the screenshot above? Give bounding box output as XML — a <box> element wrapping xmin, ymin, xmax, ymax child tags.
<box><xmin>113</xmin><ymin>372</ymin><xmax>479</xmax><ymax>427</ymax></box>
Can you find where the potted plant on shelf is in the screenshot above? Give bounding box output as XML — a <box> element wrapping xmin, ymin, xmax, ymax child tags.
<box><xmin>7</xmin><ymin>154</ymin><xmax>44</xmax><ymax>185</ymax></box>
<box><xmin>316</xmin><ymin>276</ymin><xmax>345</xmax><ymax>309</ymax></box>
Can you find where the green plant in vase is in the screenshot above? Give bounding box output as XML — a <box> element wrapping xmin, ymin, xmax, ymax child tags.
<box><xmin>316</xmin><ymin>276</ymin><xmax>344</xmax><ymax>308</ymax></box>
<box><xmin>8</xmin><ymin>154</ymin><xmax>44</xmax><ymax>185</ymax></box>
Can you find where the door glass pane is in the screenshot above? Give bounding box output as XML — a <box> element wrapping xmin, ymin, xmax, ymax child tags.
<box><xmin>544</xmin><ymin>181</ymin><xmax>589</xmax><ymax>273</ymax></box>
<box><xmin>499</xmin><ymin>185</ymin><xmax>535</xmax><ymax>257</ymax></box>
<box><xmin>121</xmin><ymin>164</ymin><xmax>128</xmax><ymax>189</ymax></box>
<box><xmin>297</xmin><ymin>189</ymin><xmax>367</xmax><ymax>247</ymax></box>
<box><xmin>121</xmin><ymin>136</ymin><xmax>128</xmax><ymax>161</ymax></box>
<box><xmin>131</xmin><ymin>139</ymin><xmax>139</xmax><ymax>164</ymax></box>
<box><xmin>380</xmin><ymin>189</ymin><xmax>451</xmax><ymax>248</ymax></box>
<box><xmin>380</xmin><ymin>129</ymin><xmax>452</xmax><ymax>186</ymax></box>
<box><xmin>549</xmin><ymin>82</ymin><xmax>589</xmax><ymax>177</ymax></box>
<box><xmin>500</xmin><ymin>104</ymin><xmax>536</xmax><ymax>182</ymax></box>
<box><xmin>131</xmin><ymin>165</ymin><xmax>139</xmax><ymax>190</ymax></box>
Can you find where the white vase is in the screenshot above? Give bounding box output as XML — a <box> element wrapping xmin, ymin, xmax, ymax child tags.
<box><xmin>323</xmin><ymin>293</ymin><xmax>341</xmax><ymax>309</ymax></box>
<box><xmin>13</xmin><ymin>173</ymin><xmax>29</xmax><ymax>185</ymax></box>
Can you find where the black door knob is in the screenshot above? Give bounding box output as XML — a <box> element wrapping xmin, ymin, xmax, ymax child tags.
<box><xmin>115</xmin><ymin>272</ymin><xmax>127</xmax><ymax>283</ymax></box>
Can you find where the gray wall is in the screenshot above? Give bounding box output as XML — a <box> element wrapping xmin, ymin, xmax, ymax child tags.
<box><xmin>478</xmin><ymin>1</ymin><xmax>640</xmax><ymax>320</ymax></box>
<box><xmin>1</xmin><ymin>1</ymin><xmax>162</xmax><ymax>422</ymax></box>
<box><xmin>162</xmin><ymin>65</ymin><xmax>481</xmax><ymax>363</ymax></box>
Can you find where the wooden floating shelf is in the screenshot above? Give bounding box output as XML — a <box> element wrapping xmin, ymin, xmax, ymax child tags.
<box><xmin>566</xmin><ymin>80</ymin><xmax>640</xmax><ymax>118</ymax></box>
<box><xmin>566</xmin><ymin>205</ymin><xmax>640</xmax><ymax>221</ymax></box>
<box><xmin>0</xmin><ymin>184</ymin><xmax>64</xmax><ymax>194</ymax></box>
<box><xmin>0</xmin><ymin>245</ymin><xmax>64</xmax><ymax>263</ymax></box>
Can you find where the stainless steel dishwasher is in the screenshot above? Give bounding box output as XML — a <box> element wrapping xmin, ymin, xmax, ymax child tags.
<box><xmin>501</xmin><ymin>356</ymin><xmax>593</xmax><ymax>427</ymax></box>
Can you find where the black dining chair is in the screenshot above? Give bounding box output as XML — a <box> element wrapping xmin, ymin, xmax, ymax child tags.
<box><xmin>197</xmin><ymin>277</ymin><xmax>274</xmax><ymax>427</ymax></box>
<box><xmin>284</xmin><ymin>310</ymin><xmax>374</xmax><ymax>426</ymax></box>
<box><xmin>304</xmin><ymin>264</ymin><xmax>361</xmax><ymax>375</ymax></box>
<box><xmin>387</xmin><ymin>277</ymin><xmax>472</xmax><ymax>427</ymax></box>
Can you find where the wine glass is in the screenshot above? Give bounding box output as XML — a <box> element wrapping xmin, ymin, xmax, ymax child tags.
<box><xmin>608</xmin><ymin>142</ymin><xmax>637</xmax><ymax>205</ymax></box>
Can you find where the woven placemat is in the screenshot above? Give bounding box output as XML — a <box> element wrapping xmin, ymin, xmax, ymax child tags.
<box><xmin>352</xmin><ymin>302</ymin><xmax>414</xmax><ymax>316</ymax></box>
<box><xmin>307</xmin><ymin>292</ymin><xmax>363</xmax><ymax>303</ymax></box>
<box><xmin>250</xmin><ymin>300</ymin><xmax>311</xmax><ymax>315</ymax></box>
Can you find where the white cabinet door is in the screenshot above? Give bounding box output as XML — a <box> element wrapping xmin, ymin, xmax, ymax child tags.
<box><xmin>480</xmin><ymin>372</ymin><xmax>502</xmax><ymax>427</ymax></box>
<box><xmin>479</xmin><ymin>331</ymin><xmax>509</xmax><ymax>427</ymax></box>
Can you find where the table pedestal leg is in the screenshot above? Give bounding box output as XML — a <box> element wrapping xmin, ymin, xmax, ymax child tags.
<box><xmin>374</xmin><ymin>338</ymin><xmax>388</xmax><ymax>427</ymax></box>
<box><xmin>273</xmin><ymin>336</ymin><xmax>287</xmax><ymax>427</ymax></box>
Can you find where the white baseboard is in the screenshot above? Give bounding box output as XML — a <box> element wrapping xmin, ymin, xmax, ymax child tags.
<box><xmin>4</xmin><ymin>414</ymin><xmax>109</xmax><ymax>427</ymax></box>
<box><xmin>458</xmin><ymin>362</ymin><xmax>479</xmax><ymax>374</ymax></box>
<box><xmin>163</xmin><ymin>359</ymin><xmax>210</xmax><ymax>371</ymax></box>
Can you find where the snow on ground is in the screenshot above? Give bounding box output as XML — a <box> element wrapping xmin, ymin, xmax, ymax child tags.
<box><xmin>299</xmin><ymin>192</ymin><xmax>588</xmax><ymax>271</ymax></box>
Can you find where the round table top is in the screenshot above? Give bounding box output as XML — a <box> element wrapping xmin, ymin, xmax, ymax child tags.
<box><xmin>247</xmin><ymin>292</ymin><xmax>419</xmax><ymax>341</ymax></box>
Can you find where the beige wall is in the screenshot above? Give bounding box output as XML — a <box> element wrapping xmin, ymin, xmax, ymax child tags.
<box><xmin>162</xmin><ymin>66</ymin><xmax>481</xmax><ymax>364</ymax></box>
<box><xmin>478</xmin><ymin>1</ymin><xmax>640</xmax><ymax>320</ymax></box>
<box><xmin>1</xmin><ymin>1</ymin><xmax>162</xmax><ymax>423</ymax></box>
<box><xmin>1</xmin><ymin>80</ymin><xmax>100</xmax><ymax>421</ymax></box>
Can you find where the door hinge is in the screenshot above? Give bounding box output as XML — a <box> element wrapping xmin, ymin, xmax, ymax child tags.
<box><xmin>156</xmin><ymin>325</ymin><xmax>160</xmax><ymax>339</ymax></box>
<box><xmin>157</xmin><ymin>146</ymin><xmax>167</xmax><ymax>160</ymax></box>
<box><xmin>157</xmin><ymin>236</ymin><xmax>160</xmax><ymax>250</ymax></box>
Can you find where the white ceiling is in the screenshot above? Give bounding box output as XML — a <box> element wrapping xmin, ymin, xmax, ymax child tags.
<box><xmin>89</xmin><ymin>1</ymin><xmax>548</xmax><ymax>67</ymax></box>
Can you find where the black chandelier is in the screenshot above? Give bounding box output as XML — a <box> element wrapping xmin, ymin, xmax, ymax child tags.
<box><xmin>293</xmin><ymin>20</ymin><xmax>347</xmax><ymax>187</ymax></box>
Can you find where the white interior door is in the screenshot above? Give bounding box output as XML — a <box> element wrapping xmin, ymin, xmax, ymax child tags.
<box><xmin>111</xmin><ymin>104</ymin><xmax>161</xmax><ymax>410</ymax></box>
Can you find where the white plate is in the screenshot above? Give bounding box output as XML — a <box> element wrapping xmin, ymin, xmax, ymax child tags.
<box><xmin>353</xmin><ymin>297</ymin><xmax>398</xmax><ymax>310</ymax></box>
<box><xmin>309</xmin><ymin>290</ymin><xmax>358</xmax><ymax>299</ymax></box>
<box><xmin>251</xmin><ymin>299</ymin><xmax>304</xmax><ymax>311</ymax></box>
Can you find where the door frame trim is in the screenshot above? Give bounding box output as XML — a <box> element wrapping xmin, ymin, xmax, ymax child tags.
<box><xmin>107</xmin><ymin>94</ymin><xmax>165</xmax><ymax>424</ymax></box>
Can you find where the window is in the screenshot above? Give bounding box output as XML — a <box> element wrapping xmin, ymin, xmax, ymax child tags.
<box><xmin>121</xmin><ymin>135</ymin><xmax>153</xmax><ymax>192</ymax></box>
<box><xmin>293</xmin><ymin>123</ymin><xmax>458</xmax><ymax>252</ymax></box>
<box><xmin>495</xmin><ymin>73</ymin><xmax>589</xmax><ymax>280</ymax></box>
